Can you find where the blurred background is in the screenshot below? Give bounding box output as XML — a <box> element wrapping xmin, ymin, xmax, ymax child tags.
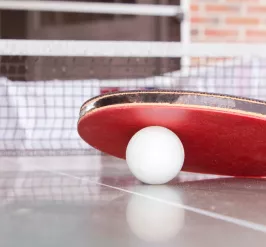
<box><xmin>0</xmin><ymin>0</ymin><xmax>265</xmax><ymax>155</ymax></box>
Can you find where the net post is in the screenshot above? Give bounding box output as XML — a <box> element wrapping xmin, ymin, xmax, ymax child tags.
<box><xmin>180</xmin><ymin>0</ymin><xmax>191</xmax><ymax>74</ymax></box>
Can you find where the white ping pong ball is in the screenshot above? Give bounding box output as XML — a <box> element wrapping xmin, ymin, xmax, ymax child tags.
<box><xmin>126</xmin><ymin>126</ymin><xmax>185</xmax><ymax>184</ymax></box>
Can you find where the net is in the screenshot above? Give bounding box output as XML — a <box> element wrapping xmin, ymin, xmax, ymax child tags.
<box><xmin>0</xmin><ymin>40</ymin><xmax>266</xmax><ymax>156</ymax></box>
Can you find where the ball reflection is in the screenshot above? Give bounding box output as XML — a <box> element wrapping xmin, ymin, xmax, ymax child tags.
<box><xmin>126</xmin><ymin>185</ymin><xmax>185</xmax><ymax>243</ymax></box>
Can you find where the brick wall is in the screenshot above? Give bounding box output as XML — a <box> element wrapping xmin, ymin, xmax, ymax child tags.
<box><xmin>190</xmin><ymin>0</ymin><xmax>266</xmax><ymax>42</ymax></box>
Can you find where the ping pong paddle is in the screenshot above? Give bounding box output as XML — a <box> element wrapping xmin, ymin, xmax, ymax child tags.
<box><xmin>77</xmin><ymin>90</ymin><xmax>266</xmax><ymax>177</ymax></box>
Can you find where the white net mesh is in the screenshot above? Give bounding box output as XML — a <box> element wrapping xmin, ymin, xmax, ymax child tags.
<box><xmin>0</xmin><ymin>40</ymin><xmax>266</xmax><ymax>155</ymax></box>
